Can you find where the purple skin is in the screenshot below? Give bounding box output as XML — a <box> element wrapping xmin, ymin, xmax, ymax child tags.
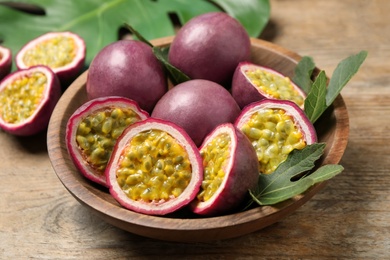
<box><xmin>49</xmin><ymin>32</ymin><xmax>86</xmax><ymax>87</ymax></box>
<box><xmin>235</xmin><ymin>99</ymin><xmax>318</xmax><ymax>145</ymax></box>
<box><xmin>15</xmin><ymin>32</ymin><xmax>86</xmax><ymax>88</ymax></box>
<box><xmin>106</xmin><ymin>118</ymin><xmax>204</xmax><ymax>216</ymax></box>
<box><xmin>0</xmin><ymin>46</ymin><xmax>12</xmax><ymax>81</ymax></box>
<box><xmin>0</xmin><ymin>66</ymin><xmax>61</xmax><ymax>136</ymax></box>
<box><xmin>151</xmin><ymin>79</ymin><xmax>241</xmax><ymax>146</ymax></box>
<box><xmin>86</xmin><ymin>40</ymin><xmax>168</xmax><ymax>113</ymax></box>
<box><xmin>191</xmin><ymin>123</ymin><xmax>259</xmax><ymax>216</ymax></box>
<box><xmin>231</xmin><ymin>61</ymin><xmax>267</xmax><ymax>109</ymax></box>
<box><xmin>168</xmin><ymin>12</ymin><xmax>251</xmax><ymax>87</ymax></box>
<box><xmin>66</xmin><ymin>96</ymin><xmax>150</xmax><ymax>187</ymax></box>
<box><xmin>232</xmin><ymin>62</ymin><xmax>307</xmax><ymax>109</ymax></box>
<box><xmin>54</xmin><ymin>48</ymin><xmax>85</xmax><ymax>87</ymax></box>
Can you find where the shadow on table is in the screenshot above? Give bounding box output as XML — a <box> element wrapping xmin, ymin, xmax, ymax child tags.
<box><xmin>259</xmin><ymin>19</ymin><xmax>278</xmax><ymax>42</ymax></box>
<box><xmin>7</xmin><ymin>129</ymin><xmax>48</xmax><ymax>154</ymax></box>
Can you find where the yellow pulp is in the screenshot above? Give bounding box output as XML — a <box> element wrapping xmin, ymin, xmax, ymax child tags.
<box><xmin>76</xmin><ymin>108</ymin><xmax>141</xmax><ymax>174</ymax></box>
<box><xmin>240</xmin><ymin>108</ymin><xmax>306</xmax><ymax>174</ymax></box>
<box><xmin>0</xmin><ymin>72</ymin><xmax>46</xmax><ymax>123</ymax></box>
<box><xmin>245</xmin><ymin>69</ymin><xmax>304</xmax><ymax>107</ymax></box>
<box><xmin>198</xmin><ymin>133</ymin><xmax>231</xmax><ymax>202</ymax></box>
<box><xmin>116</xmin><ymin>129</ymin><xmax>192</xmax><ymax>202</ymax></box>
<box><xmin>22</xmin><ymin>36</ymin><xmax>76</xmax><ymax>68</ymax></box>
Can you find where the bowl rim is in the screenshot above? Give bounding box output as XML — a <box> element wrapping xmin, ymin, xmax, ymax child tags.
<box><xmin>47</xmin><ymin>36</ymin><xmax>349</xmax><ymax>241</ymax></box>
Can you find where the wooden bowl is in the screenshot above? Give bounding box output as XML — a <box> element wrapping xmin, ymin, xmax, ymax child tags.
<box><xmin>47</xmin><ymin>37</ymin><xmax>349</xmax><ymax>242</ymax></box>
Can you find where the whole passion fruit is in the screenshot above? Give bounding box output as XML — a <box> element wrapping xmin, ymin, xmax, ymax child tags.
<box><xmin>191</xmin><ymin>123</ymin><xmax>259</xmax><ymax>216</ymax></box>
<box><xmin>0</xmin><ymin>45</ymin><xmax>12</xmax><ymax>81</ymax></box>
<box><xmin>66</xmin><ymin>96</ymin><xmax>149</xmax><ymax>187</ymax></box>
<box><xmin>15</xmin><ymin>31</ymin><xmax>86</xmax><ymax>86</ymax></box>
<box><xmin>232</xmin><ymin>62</ymin><xmax>306</xmax><ymax>109</ymax></box>
<box><xmin>0</xmin><ymin>65</ymin><xmax>61</xmax><ymax>136</ymax></box>
<box><xmin>86</xmin><ymin>40</ymin><xmax>167</xmax><ymax>113</ymax></box>
<box><xmin>151</xmin><ymin>79</ymin><xmax>241</xmax><ymax>146</ymax></box>
<box><xmin>235</xmin><ymin>99</ymin><xmax>317</xmax><ymax>175</ymax></box>
<box><xmin>168</xmin><ymin>12</ymin><xmax>251</xmax><ymax>86</ymax></box>
<box><xmin>106</xmin><ymin>118</ymin><xmax>203</xmax><ymax>216</ymax></box>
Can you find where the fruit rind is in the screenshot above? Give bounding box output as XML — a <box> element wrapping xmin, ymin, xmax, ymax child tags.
<box><xmin>232</xmin><ymin>62</ymin><xmax>306</xmax><ymax>109</ymax></box>
<box><xmin>15</xmin><ymin>31</ymin><xmax>86</xmax><ymax>85</ymax></box>
<box><xmin>0</xmin><ymin>65</ymin><xmax>61</xmax><ymax>136</ymax></box>
<box><xmin>236</xmin><ymin>99</ymin><xmax>316</xmax><ymax>143</ymax></box>
<box><xmin>106</xmin><ymin>118</ymin><xmax>203</xmax><ymax>216</ymax></box>
<box><xmin>66</xmin><ymin>96</ymin><xmax>149</xmax><ymax>187</ymax></box>
<box><xmin>168</xmin><ymin>12</ymin><xmax>251</xmax><ymax>86</ymax></box>
<box><xmin>151</xmin><ymin>79</ymin><xmax>241</xmax><ymax>146</ymax></box>
<box><xmin>235</xmin><ymin>99</ymin><xmax>317</xmax><ymax>174</ymax></box>
<box><xmin>191</xmin><ymin>123</ymin><xmax>259</xmax><ymax>216</ymax></box>
<box><xmin>0</xmin><ymin>45</ymin><xmax>12</xmax><ymax>81</ymax></box>
<box><xmin>86</xmin><ymin>40</ymin><xmax>167</xmax><ymax>113</ymax></box>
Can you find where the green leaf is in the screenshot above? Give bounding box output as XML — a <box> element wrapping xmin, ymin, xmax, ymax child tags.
<box><xmin>0</xmin><ymin>0</ymin><xmax>270</xmax><ymax>70</ymax></box>
<box><xmin>326</xmin><ymin>50</ymin><xmax>368</xmax><ymax>106</ymax></box>
<box><xmin>211</xmin><ymin>0</ymin><xmax>270</xmax><ymax>37</ymax></box>
<box><xmin>249</xmin><ymin>143</ymin><xmax>327</xmax><ymax>206</ymax></box>
<box><xmin>309</xmin><ymin>164</ymin><xmax>344</xmax><ymax>184</ymax></box>
<box><xmin>123</xmin><ymin>22</ymin><xmax>190</xmax><ymax>85</ymax></box>
<box><xmin>295</xmin><ymin>51</ymin><xmax>367</xmax><ymax>123</ymax></box>
<box><xmin>292</xmin><ymin>56</ymin><xmax>315</xmax><ymax>94</ymax></box>
<box><xmin>123</xmin><ymin>23</ymin><xmax>153</xmax><ymax>47</ymax></box>
<box><xmin>152</xmin><ymin>46</ymin><xmax>191</xmax><ymax>85</ymax></box>
<box><xmin>304</xmin><ymin>70</ymin><xmax>327</xmax><ymax>123</ymax></box>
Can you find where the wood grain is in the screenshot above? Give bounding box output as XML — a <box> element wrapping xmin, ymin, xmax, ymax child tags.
<box><xmin>1</xmin><ymin>0</ymin><xmax>389</xmax><ymax>258</ymax></box>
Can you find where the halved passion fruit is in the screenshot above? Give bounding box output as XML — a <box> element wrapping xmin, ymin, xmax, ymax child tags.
<box><xmin>235</xmin><ymin>99</ymin><xmax>317</xmax><ymax>175</ymax></box>
<box><xmin>106</xmin><ymin>118</ymin><xmax>203</xmax><ymax>216</ymax></box>
<box><xmin>232</xmin><ymin>62</ymin><xmax>306</xmax><ymax>109</ymax></box>
<box><xmin>66</xmin><ymin>97</ymin><xmax>149</xmax><ymax>187</ymax></box>
<box><xmin>191</xmin><ymin>123</ymin><xmax>259</xmax><ymax>216</ymax></box>
<box><xmin>0</xmin><ymin>65</ymin><xmax>61</xmax><ymax>136</ymax></box>
<box><xmin>15</xmin><ymin>31</ymin><xmax>86</xmax><ymax>86</ymax></box>
<box><xmin>0</xmin><ymin>45</ymin><xmax>12</xmax><ymax>81</ymax></box>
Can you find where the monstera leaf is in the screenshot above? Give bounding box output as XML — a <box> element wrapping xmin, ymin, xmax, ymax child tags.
<box><xmin>0</xmin><ymin>0</ymin><xmax>270</xmax><ymax>68</ymax></box>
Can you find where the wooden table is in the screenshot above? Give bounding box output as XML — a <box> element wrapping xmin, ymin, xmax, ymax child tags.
<box><xmin>1</xmin><ymin>0</ymin><xmax>389</xmax><ymax>258</ymax></box>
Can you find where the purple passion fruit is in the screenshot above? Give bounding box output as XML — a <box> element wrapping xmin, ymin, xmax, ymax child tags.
<box><xmin>191</xmin><ymin>123</ymin><xmax>259</xmax><ymax>216</ymax></box>
<box><xmin>168</xmin><ymin>12</ymin><xmax>251</xmax><ymax>86</ymax></box>
<box><xmin>66</xmin><ymin>97</ymin><xmax>149</xmax><ymax>187</ymax></box>
<box><xmin>106</xmin><ymin>118</ymin><xmax>203</xmax><ymax>216</ymax></box>
<box><xmin>0</xmin><ymin>65</ymin><xmax>61</xmax><ymax>136</ymax></box>
<box><xmin>235</xmin><ymin>99</ymin><xmax>317</xmax><ymax>175</ymax></box>
<box><xmin>232</xmin><ymin>62</ymin><xmax>306</xmax><ymax>109</ymax></box>
<box><xmin>86</xmin><ymin>40</ymin><xmax>168</xmax><ymax>113</ymax></box>
<box><xmin>151</xmin><ymin>79</ymin><xmax>241</xmax><ymax>146</ymax></box>
<box><xmin>15</xmin><ymin>31</ymin><xmax>86</xmax><ymax>85</ymax></box>
<box><xmin>0</xmin><ymin>45</ymin><xmax>12</xmax><ymax>81</ymax></box>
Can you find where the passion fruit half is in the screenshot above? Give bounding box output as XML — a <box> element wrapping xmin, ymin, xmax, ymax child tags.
<box><xmin>106</xmin><ymin>118</ymin><xmax>203</xmax><ymax>216</ymax></box>
<box><xmin>168</xmin><ymin>12</ymin><xmax>251</xmax><ymax>86</ymax></box>
<box><xmin>232</xmin><ymin>62</ymin><xmax>306</xmax><ymax>109</ymax></box>
<box><xmin>86</xmin><ymin>40</ymin><xmax>167</xmax><ymax>113</ymax></box>
<box><xmin>191</xmin><ymin>123</ymin><xmax>259</xmax><ymax>216</ymax></box>
<box><xmin>0</xmin><ymin>45</ymin><xmax>12</xmax><ymax>81</ymax></box>
<box><xmin>235</xmin><ymin>99</ymin><xmax>317</xmax><ymax>175</ymax></box>
<box><xmin>66</xmin><ymin>96</ymin><xmax>149</xmax><ymax>187</ymax></box>
<box><xmin>151</xmin><ymin>79</ymin><xmax>241</xmax><ymax>146</ymax></box>
<box><xmin>0</xmin><ymin>65</ymin><xmax>61</xmax><ymax>136</ymax></box>
<box><xmin>15</xmin><ymin>31</ymin><xmax>86</xmax><ymax>86</ymax></box>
